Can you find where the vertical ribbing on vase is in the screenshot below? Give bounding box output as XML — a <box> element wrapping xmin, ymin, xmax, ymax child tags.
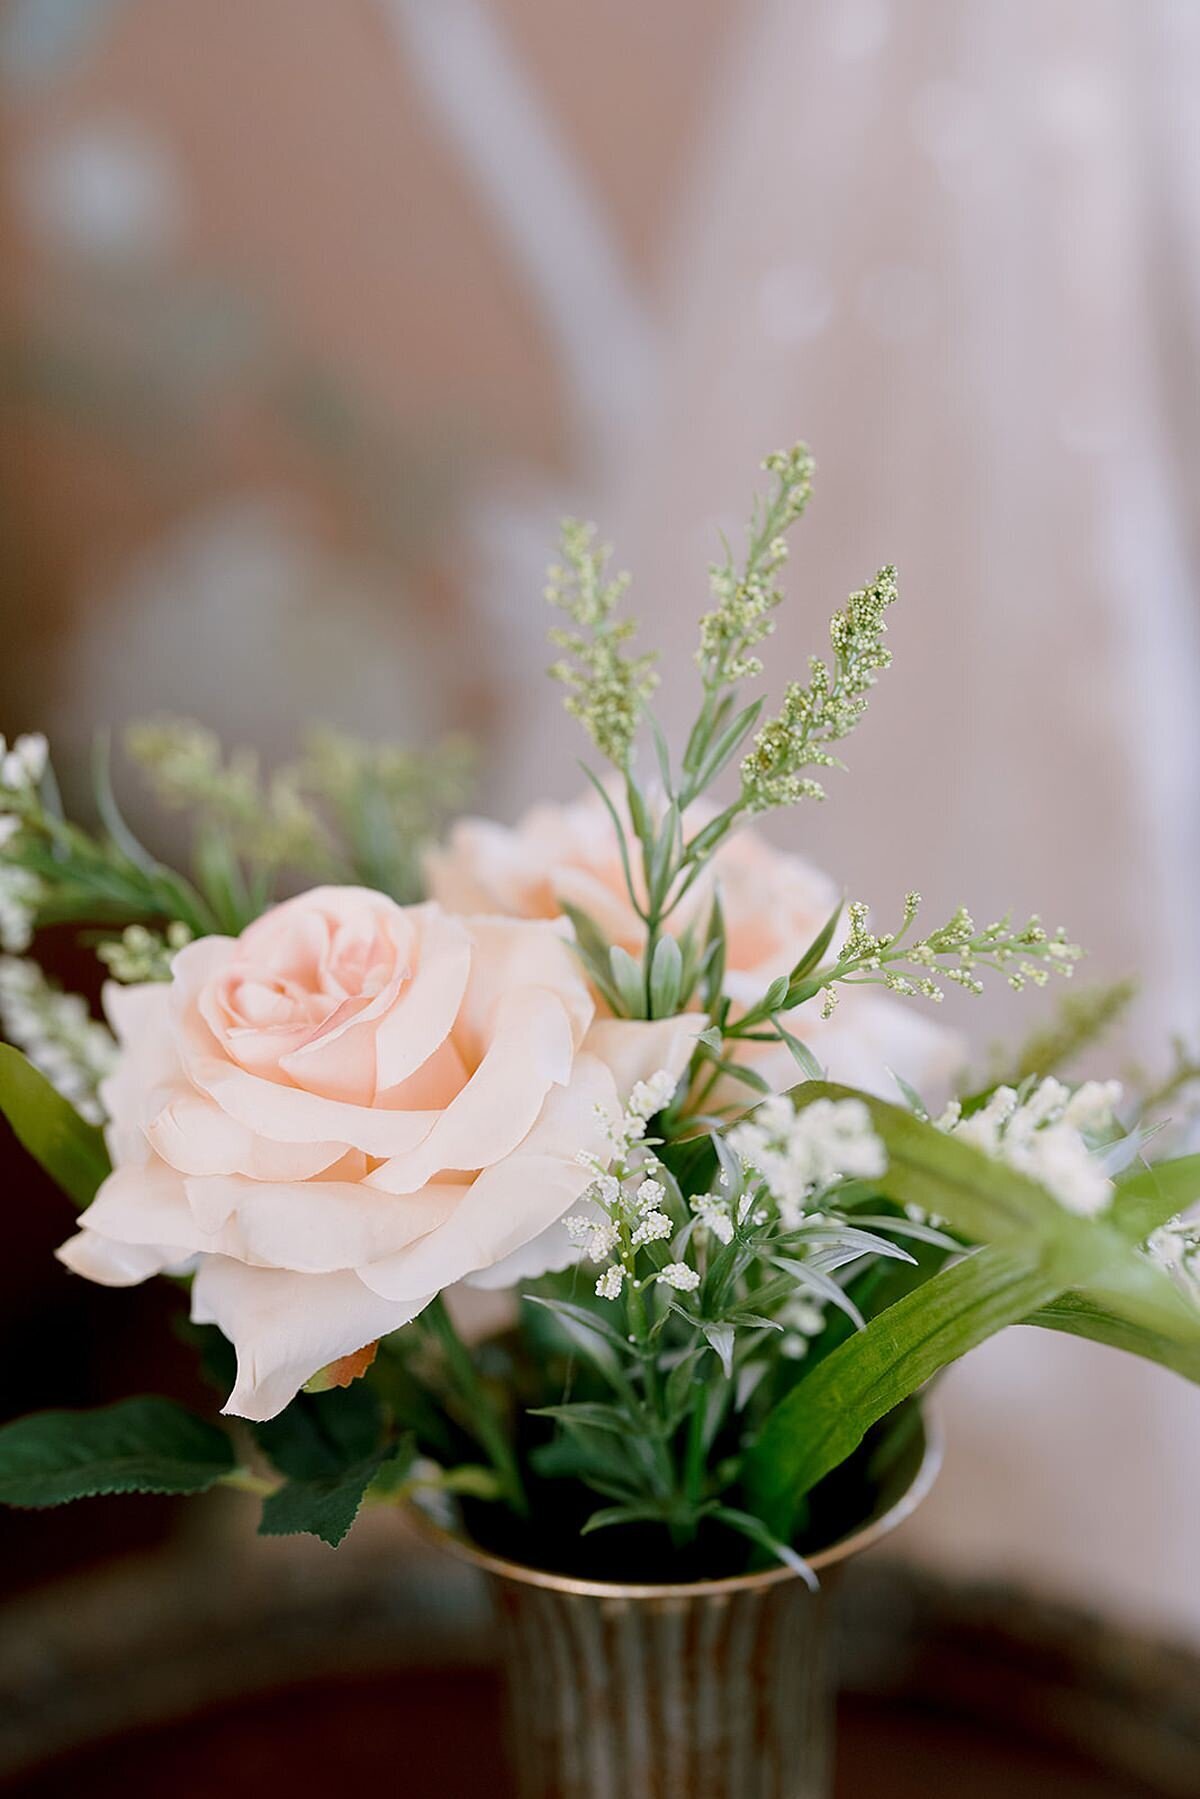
<box><xmin>494</xmin><ymin>1575</ymin><xmax>833</xmax><ymax>1799</ymax></box>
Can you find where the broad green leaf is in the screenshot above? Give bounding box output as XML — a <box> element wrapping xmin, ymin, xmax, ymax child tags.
<box><xmin>0</xmin><ymin>1043</ymin><xmax>110</xmax><ymax>1207</ymax></box>
<box><xmin>259</xmin><ymin>1447</ymin><xmax>393</xmax><ymax>1547</ymax></box>
<box><xmin>1025</xmin><ymin>1294</ymin><xmax>1200</xmax><ymax>1385</ymax></box>
<box><xmin>0</xmin><ymin>1398</ymin><xmax>235</xmax><ymax>1507</ymax></box>
<box><xmin>252</xmin><ymin>1383</ymin><xmax>382</xmax><ymax>1482</ymax></box>
<box><xmin>1110</xmin><ymin>1155</ymin><xmax>1200</xmax><ymax>1243</ymax></box>
<box><xmin>745</xmin><ymin>1244</ymin><xmax>1061</xmax><ymax>1538</ymax></box>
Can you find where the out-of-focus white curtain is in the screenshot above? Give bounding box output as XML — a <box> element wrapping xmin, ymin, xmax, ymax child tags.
<box><xmin>608</xmin><ymin>0</ymin><xmax>1200</xmax><ymax>1638</ymax></box>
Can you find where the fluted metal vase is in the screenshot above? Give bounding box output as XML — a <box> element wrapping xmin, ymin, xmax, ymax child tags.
<box><xmin>420</xmin><ymin>1418</ymin><xmax>940</xmax><ymax>1799</ymax></box>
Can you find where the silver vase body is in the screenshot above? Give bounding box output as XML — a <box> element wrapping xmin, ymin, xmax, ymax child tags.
<box><xmin>417</xmin><ymin>1416</ymin><xmax>939</xmax><ymax>1799</ymax></box>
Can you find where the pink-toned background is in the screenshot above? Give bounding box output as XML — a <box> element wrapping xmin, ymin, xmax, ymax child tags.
<box><xmin>3</xmin><ymin>0</ymin><xmax>1199</xmax><ymax>1637</ymax></box>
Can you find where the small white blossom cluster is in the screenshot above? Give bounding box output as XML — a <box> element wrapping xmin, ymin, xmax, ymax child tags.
<box><xmin>565</xmin><ymin>1070</ymin><xmax>698</xmax><ymax>1301</ymax></box>
<box><xmin>98</xmin><ymin>920</ymin><xmax>194</xmax><ymax>984</ymax></box>
<box><xmin>689</xmin><ymin>1178</ymin><xmax>768</xmax><ymax>1245</ymax></box>
<box><xmin>938</xmin><ymin>1077</ymin><xmax>1121</xmax><ymax>1218</ymax></box>
<box><xmin>0</xmin><ymin>735</ymin><xmax>49</xmax><ymax>952</ymax></box>
<box><xmin>0</xmin><ymin>957</ymin><xmax>116</xmax><ymax>1123</ymax></box>
<box><xmin>1146</xmin><ymin>1217</ymin><xmax>1200</xmax><ymax>1306</ymax></box>
<box><xmin>728</xmin><ymin>1094</ymin><xmax>887</xmax><ymax>1229</ymax></box>
<box><xmin>779</xmin><ymin>1295</ymin><xmax>826</xmax><ymax>1360</ymax></box>
<box><xmin>0</xmin><ymin>867</ymin><xmax>40</xmax><ymax>954</ymax></box>
<box><xmin>0</xmin><ymin>732</ymin><xmax>48</xmax><ymax>804</ymax></box>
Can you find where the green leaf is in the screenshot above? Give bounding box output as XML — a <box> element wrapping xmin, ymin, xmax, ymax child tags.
<box><xmin>1110</xmin><ymin>1155</ymin><xmax>1200</xmax><ymax>1244</ymax></box>
<box><xmin>649</xmin><ymin>934</ymin><xmax>683</xmax><ymax>1018</ymax></box>
<box><xmin>252</xmin><ymin>1383</ymin><xmax>382</xmax><ymax>1481</ymax></box>
<box><xmin>890</xmin><ymin>1072</ymin><xmax>930</xmax><ymax>1121</ymax></box>
<box><xmin>580</xmin><ymin>1501</ymin><xmax>669</xmax><ymax>1536</ymax></box>
<box><xmin>529</xmin><ymin>1401</ymin><xmax>633</xmax><ymax>1438</ymax></box>
<box><xmin>559</xmin><ymin>900</ymin><xmax>624</xmax><ymax>1011</ymax></box>
<box><xmin>259</xmin><ymin>1447</ymin><xmax>393</xmax><ymax>1548</ymax></box>
<box><xmin>0</xmin><ymin>1043</ymin><xmax>110</xmax><ymax>1207</ymax></box>
<box><xmin>1025</xmin><ymin>1293</ymin><xmax>1200</xmax><ymax>1385</ymax></box>
<box><xmin>688</xmin><ymin>697</ymin><xmax>764</xmax><ymax>798</ymax></box>
<box><xmin>787</xmin><ymin>901</ymin><xmax>843</xmax><ymax>985</ymax></box>
<box><xmin>745</xmin><ymin>1244</ymin><xmax>1061</xmax><ymax>1537</ymax></box>
<box><xmin>0</xmin><ymin>1398</ymin><xmax>235</xmax><ymax>1508</ymax></box>
<box><xmin>703</xmin><ymin>890</ymin><xmax>727</xmax><ymax>1011</ymax></box>
<box><xmin>609</xmin><ymin>945</ymin><xmax>647</xmax><ymax>1018</ymax></box>
<box><xmin>711</xmin><ymin>1505</ymin><xmax>818</xmax><ymax>1589</ymax></box>
<box><xmin>702</xmin><ymin>1322</ymin><xmax>736</xmax><ymax>1379</ymax></box>
<box><xmin>771</xmin><ymin>1018</ymin><xmax>823</xmax><ymax>1082</ymax></box>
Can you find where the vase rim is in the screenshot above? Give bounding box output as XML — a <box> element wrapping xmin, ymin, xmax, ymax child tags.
<box><xmin>409</xmin><ymin>1403</ymin><xmax>942</xmax><ymax>1601</ymax></box>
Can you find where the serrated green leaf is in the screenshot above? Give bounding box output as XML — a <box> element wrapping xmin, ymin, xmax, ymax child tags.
<box><xmin>0</xmin><ymin>1398</ymin><xmax>235</xmax><ymax>1508</ymax></box>
<box><xmin>0</xmin><ymin>1043</ymin><xmax>110</xmax><ymax>1207</ymax></box>
<box><xmin>252</xmin><ymin>1383</ymin><xmax>382</xmax><ymax>1482</ymax></box>
<box><xmin>258</xmin><ymin>1447</ymin><xmax>392</xmax><ymax>1548</ymax></box>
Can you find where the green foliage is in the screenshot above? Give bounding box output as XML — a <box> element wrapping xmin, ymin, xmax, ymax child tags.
<box><xmin>741</xmin><ymin>1100</ymin><xmax>1200</xmax><ymax>1539</ymax></box>
<box><xmin>740</xmin><ymin>564</ymin><xmax>897</xmax><ymax>812</ymax></box>
<box><xmin>546</xmin><ymin>521</ymin><xmax>658</xmax><ymax>767</ymax></box>
<box><xmin>252</xmin><ymin>1382</ymin><xmax>383</xmax><ymax>1481</ymax></box>
<box><xmin>259</xmin><ymin>1446</ymin><xmax>402</xmax><ymax>1548</ymax></box>
<box><xmin>0</xmin><ymin>1398</ymin><xmax>235</xmax><ymax>1507</ymax></box>
<box><xmin>1025</xmin><ymin>1293</ymin><xmax>1200</xmax><ymax>1384</ymax></box>
<box><xmin>745</xmin><ymin>1245</ymin><xmax>1063</xmax><ymax>1536</ymax></box>
<box><xmin>0</xmin><ymin>1042</ymin><xmax>110</xmax><ymax>1206</ymax></box>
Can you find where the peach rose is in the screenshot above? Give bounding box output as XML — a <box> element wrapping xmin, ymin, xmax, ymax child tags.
<box><xmin>58</xmin><ymin>888</ymin><xmax>699</xmax><ymax>1420</ymax></box>
<box><xmin>424</xmin><ymin>784</ymin><xmax>700</xmax><ymax>956</ymax></box>
<box><xmin>427</xmin><ymin>790</ymin><xmax>963</xmax><ymax>1101</ymax></box>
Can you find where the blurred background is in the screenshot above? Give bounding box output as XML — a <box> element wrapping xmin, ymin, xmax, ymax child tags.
<box><xmin>2</xmin><ymin>0</ymin><xmax>1200</xmax><ymax>1747</ymax></box>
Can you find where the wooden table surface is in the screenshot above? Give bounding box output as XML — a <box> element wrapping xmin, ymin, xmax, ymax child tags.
<box><xmin>1</xmin><ymin>1526</ymin><xmax>1196</xmax><ymax>1798</ymax></box>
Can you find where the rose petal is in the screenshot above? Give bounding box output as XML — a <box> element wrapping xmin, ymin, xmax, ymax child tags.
<box><xmin>56</xmin><ymin>1230</ymin><xmax>188</xmax><ymax>1286</ymax></box>
<box><xmin>183</xmin><ymin>1172</ymin><xmax>465</xmax><ymax>1271</ymax></box>
<box><xmin>360</xmin><ymin>1052</ymin><xmax>616</xmax><ymax>1301</ymax></box>
<box><xmin>454</xmin><ymin>916</ymin><xmax>593</xmax><ymax>1058</ymax></box>
<box><xmin>147</xmin><ymin>1089</ymin><xmax>348</xmax><ymax>1180</ymax></box>
<box><xmin>192</xmin><ymin>1257</ymin><xmax>432</xmax><ymax>1421</ymax></box>
<box><xmin>583</xmin><ymin>1013</ymin><xmax>706</xmax><ymax>1099</ymax></box>
<box><xmin>368</xmin><ymin>987</ymin><xmax>576</xmax><ymax>1193</ymax></box>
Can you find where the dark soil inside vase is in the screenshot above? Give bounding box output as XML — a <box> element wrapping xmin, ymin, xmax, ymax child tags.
<box><xmin>452</xmin><ymin>1400</ymin><xmax>927</xmax><ymax>1584</ymax></box>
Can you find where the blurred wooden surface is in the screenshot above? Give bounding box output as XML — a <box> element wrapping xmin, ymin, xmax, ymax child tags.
<box><xmin>1</xmin><ymin>1522</ymin><xmax>1197</xmax><ymax>1797</ymax></box>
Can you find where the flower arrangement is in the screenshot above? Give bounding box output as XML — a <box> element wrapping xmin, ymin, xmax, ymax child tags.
<box><xmin>1</xmin><ymin>444</ymin><xmax>1198</xmax><ymax>1586</ymax></box>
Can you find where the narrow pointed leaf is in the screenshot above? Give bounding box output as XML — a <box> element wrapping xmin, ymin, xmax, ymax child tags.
<box><xmin>0</xmin><ymin>1043</ymin><xmax>110</xmax><ymax>1207</ymax></box>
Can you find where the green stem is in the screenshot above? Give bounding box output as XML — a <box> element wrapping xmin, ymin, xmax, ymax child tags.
<box><xmin>420</xmin><ymin>1296</ymin><xmax>529</xmax><ymax>1517</ymax></box>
